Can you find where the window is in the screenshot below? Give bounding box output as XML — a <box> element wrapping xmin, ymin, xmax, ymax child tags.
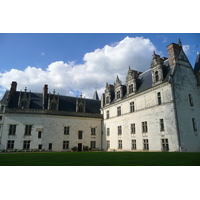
<box><xmin>117</xmin><ymin>91</ymin><xmax>120</xmax><ymax>99</ymax></box>
<box><xmin>118</xmin><ymin>140</ymin><xmax>122</xmax><ymax>149</ymax></box>
<box><xmin>142</xmin><ymin>121</ymin><xmax>148</xmax><ymax>133</ymax></box>
<box><xmin>64</xmin><ymin>126</ymin><xmax>70</xmax><ymax>135</ymax></box>
<box><xmin>38</xmin><ymin>144</ymin><xmax>42</xmax><ymax>149</ymax></box>
<box><xmin>9</xmin><ymin>125</ymin><xmax>17</xmax><ymax>135</ymax></box>
<box><xmin>90</xmin><ymin>141</ymin><xmax>96</xmax><ymax>148</ymax></box>
<box><xmin>22</xmin><ymin>100</ymin><xmax>27</xmax><ymax>109</ymax></box>
<box><xmin>161</xmin><ymin>139</ymin><xmax>169</xmax><ymax>151</ymax></box>
<box><xmin>188</xmin><ymin>94</ymin><xmax>193</xmax><ymax>106</ymax></box>
<box><xmin>7</xmin><ymin>140</ymin><xmax>14</xmax><ymax>149</ymax></box>
<box><xmin>155</xmin><ymin>71</ymin><xmax>159</xmax><ymax>82</ymax></box>
<box><xmin>78</xmin><ymin>104</ymin><xmax>83</xmax><ymax>112</ymax></box>
<box><xmin>192</xmin><ymin>118</ymin><xmax>197</xmax><ymax>131</ymax></box>
<box><xmin>157</xmin><ymin>92</ymin><xmax>162</xmax><ymax>105</ymax></box>
<box><xmin>107</xmin><ymin>140</ymin><xmax>110</xmax><ymax>149</ymax></box>
<box><xmin>0</xmin><ymin>116</ymin><xmax>2</xmax><ymax>121</ymax></box>
<box><xmin>131</xmin><ymin>123</ymin><xmax>136</xmax><ymax>134</ymax></box>
<box><xmin>49</xmin><ymin>143</ymin><xmax>52</xmax><ymax>150</ymax></box>
<box><xmin>78</xmin><ymin>131</ymin><xmax>83</xmax><ymax>139</ymax></box>
<box><xmin>23</xmin><ymin>140</ymin><xmax>30</xmax><ymax>149</ymax></box>
<box><xmin>63</xmin><ymin>141</ymin><xmax>69</xmax><ymax>149</ymax></box>
<box><xmin>91</xmin><ymin>128</ymin><xmax>96</xmax><ymax>135</ymax></box>
<box><xmin>106</xmin><ymin>96</ymin><xmax>109</xmax><ymax>104</ymax></box>
<box><xmin>107</xmin><ymin>128</ymin><xmax>110</xmax><ymax>136</ymax></box>
<box><xmin>117</xmin><ymin>106</ymin><xmax>121</xmax><ymax>116</ymax></box>
<box><xmin>143</xmin><ymin>139</ymin><xmax>149</xmax><ymax>150</ymax></box>
<box><xmin>131</xmin><ymin>140</ymin><xmax>136</xmax><ymax>150</ymax></box>
<box><xmin>129</xmin><ymin>84</ymin><xmax>133</xmax><ymax>94</ymax></box>
<box><xmin>130</xmin><ymin>101</ymin><xmax>135</xmax><ymax>113</ymax></box>
<box><xmin>24</xmin><ymin>125</ymin><xmax>32</xmax><ymax>135</ymax></box>
<box><xmin>106</xmin><ymin>110</ymin><xmax>109</xmax><ymax>119</ymax></box>
<box><xmin>160</xmin><ymin>119</ymin><xmax>164</xmax><ymax>131</ymax></box>
<box><xmin>38</xmin><ymin>131</ymin><xmax>42</xmax><ymax>138</ymax></box>
<box><xmin>118</xmin><ymin>126</ymin><xmax>122</xmax><ymax>135</ymax></box>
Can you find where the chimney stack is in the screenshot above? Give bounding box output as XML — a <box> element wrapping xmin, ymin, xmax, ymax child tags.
<box><xmin>43</xmin><ymin>84</ymin><xmax>48</xmax><ymax>109</ymax></box>
<box><xmin>43</xmin><ymin>84</ymin><xmax>48</xmax><ymax>98</ymax></box>
<box><xmin>167</xmin><ymin>42</ymin><xmax>181</xmax><ymax>67</ymax></box>
<box><xmin>10</xmin><ymin>81</ymin><xmax>17</xmax><ymax>96</ymax></box>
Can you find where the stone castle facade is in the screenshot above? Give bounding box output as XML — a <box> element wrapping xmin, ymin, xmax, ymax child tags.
<box><xmin>0</xmin><ymin>40</ymin><xmax>200</xmax><ymax>152</ymax></box>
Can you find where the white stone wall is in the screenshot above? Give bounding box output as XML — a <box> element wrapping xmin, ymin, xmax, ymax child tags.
<box><xmin>0</xmin><ymin>114</ymin><xmax>102</xmax><ymax>151</ymax></box>
<box><xmin>102</xmin><ymin>83</ymin><xmax>180</xmax><ymax>152</ymax></box>
<box><xmin>173</xmin><ymin>61</ymin><xmax>200</xmax><ymax>152</ymax></box>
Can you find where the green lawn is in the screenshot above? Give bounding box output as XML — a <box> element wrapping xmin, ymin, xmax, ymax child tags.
<box><xmin>0</xmin><ymin>152</ymin><xmax>199</xmax><ymax>166</ymax></box>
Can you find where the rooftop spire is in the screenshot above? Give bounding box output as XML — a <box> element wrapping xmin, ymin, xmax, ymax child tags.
<box><xmin>178</xmin><ymin>38</ymin><xmax>182</xmax><ymax>46</ymax></box>
<box><xmin>93</xmin><ymin>90</ymin><xmax>99</xmax><ymax>100</ymax></box>
<box><xmin>194</xmin><ymin>51</ymin><xmax>200</xmax><ymax>73</ymax></box>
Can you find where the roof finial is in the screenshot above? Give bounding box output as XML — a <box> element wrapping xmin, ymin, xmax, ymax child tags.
<box><xmin>178</xmin><ymin>38</ymin><xmax>182</xmax><ymax>46</ymax></box>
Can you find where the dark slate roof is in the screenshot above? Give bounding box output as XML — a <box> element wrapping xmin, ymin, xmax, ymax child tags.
<box><xmin>1</xmin><ymin>91</ymin><xmax>101</xmax><ymax>114</ymax></box>
<box><xmin>0</xmin><ymin>91</ymin><xmax>9</xmax><ymax>104</ymax></box>
<box><xmin>194</xmin><ymin>52</ymin><xmax>200</xmax><ymax>72</ymax></box>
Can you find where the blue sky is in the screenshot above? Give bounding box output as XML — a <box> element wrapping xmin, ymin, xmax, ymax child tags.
<box><xmin>0</xmin><ymin>33</ymin><xmax>199</xmax><ymax>99</ymax></box>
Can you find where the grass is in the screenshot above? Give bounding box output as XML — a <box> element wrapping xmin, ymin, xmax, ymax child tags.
<box><xmin>0</xmin><ymin>152</ymin><xmax>199</xmax><ymax>166</ymax></box>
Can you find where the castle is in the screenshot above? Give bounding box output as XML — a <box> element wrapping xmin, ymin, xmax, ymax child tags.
<box><xmin>1</xmin><ymin>40</ymin><xmax>200</xmax><ymax>152</ymax></box>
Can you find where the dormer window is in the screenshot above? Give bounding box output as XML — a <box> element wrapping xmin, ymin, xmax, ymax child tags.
<box><xmin>155</xmin><ymin>71</ymin><xmax>159</xmax><ymax>82</ymax></box>
<box><xmin>117</xmin><ymin>91</ymin><xmax>120</xmax><ymax>99</ymax></box>
<box><xmin>106</xmin><ymin>96</ymin><xmax>109</xmax><ymax>104</ymax></box>
<box><xmin>78</xmin><ymin>104</ymin><xmax>83</xmax><ymax>112</ymax></box>
<box><xmin>21</xmin><ymin>100</ymin><xmax>27</xmax><ymax>109</ymax></box>
<box><xmin>129</xmin><ymin>84</ymin><xmax>133</xmax><ymax>94</ymax></box>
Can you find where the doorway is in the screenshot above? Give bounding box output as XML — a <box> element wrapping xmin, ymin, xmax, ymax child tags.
<box><xmin>78</xmin><ymin>143</ymin><xmax>82</xmax><ymax>151</ymax></box>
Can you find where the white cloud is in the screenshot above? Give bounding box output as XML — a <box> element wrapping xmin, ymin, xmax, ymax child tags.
<box><xmin>0</xmin><ymin>36</ymin><xmax>159</xmax><ymax>99</ymax></box>
<box><xmin>183</xmin><ymin>45</ymin><xmax>190</xmax><ymax>56</ymax></box>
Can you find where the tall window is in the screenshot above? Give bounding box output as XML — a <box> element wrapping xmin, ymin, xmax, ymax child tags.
<box><xmin>38</xmin><ymin>144</ymin><xmax>42</xmax><ymax>149</ymax></box>
<box><xmin>131</xmin><ymin>123</ymin><xmax>135</xmax><ymax>134</ymax></box>
<box><xmin>188</xmin><ymin>94</ymin><xmax>193</xmax><ymax>106</ymax></box>
<box><xmin>129</xmin><ymin>84</ymin><xmax>133</xmax><ymax>94</ymax></box>
<box><xmin>23</xmin><ymin>140</ymin><xmax>30</xmax><ymax>149</ymax></box>
<box><xmin>9</xmin><ymin>125</ymin><xmax>16</xmax><ymax>135</ymax></box>
<box><xmin>130</xmin><ymin>101</ymin><xmax>135</xmax><ymax>113</ymax></box>
<box><xmin>192</xmin><ymin>118</ymin><xmax>197</xmax><ymax>131</ymax></box>
<box><xmin>107</xmin><ymin>140</ymin><xmax>110</xmax><ymax>149</ymax></box>
<box><xmin>106</xmin><ymin>110</ymin><xmax>109</xmax><ymax>119</ymax></box>
<box><xmin>90</xmin><ymin>141</ymin><xmax>96</xmax><ymax>148</ymax></box>
<box><xmin>78</xmin><ymin>104</ymin><xmax>83</xmax><ymax>112</ymax></box>
<box><xmin>118</xmin><ymin>140</ymin><xmax>122</xmax><ymax>149</ymax></box>
<box><xmin>7</xmin><ymin>140</ymin><xmax>15</xmax><ymax>149</ymax></box>
<box><xmin>117</xmin><ymin>91</ymin><xmax>120</xmax><ymax>99</ymax></box>
<box><xmin>106</xmin><ymin>96</ymin><xmax>109</xmax><ymax>104</ymax></box>
<box><xmin>160</xmin><ymin>119</ymin><xmax>164</xmax><ymax>131</ymax></box>
<box><xmin>38</xmin><ymin>131</ymin><xmax>42</xmax><ymax>138</ymax></box>
<box><xmin>118</xmin><ymin>126</ymin><xmax>122</xmax><ymax>135</ymax></box>
<box><xmin>78</xmin><ymin>131</ymin><xmax>83</xmax><ymax>139</ymax></box>
<box><xmin>107</xmin><ymin>128</ymin><xmax>110</xmax><ymax>136</ymax></box>
<box><xmin>91</xmin><ymin>128</ymin><xmax>96</xmax><ymax>135</ymax></box>
<box><xmin>143</xmin><ymin>139</ymin><xmax>149</xmax><ymax>150</ymax></box>
<box><xmin>24</xmin><ymin>125</ymin><xmax>32</xmax><ymax>135</ymax></box>
<box><xmin>155</xmin><ymin>71</ymin><xmax>159</xmax><ymax>82</ymax></box>
<box><xmin>161</xmin><ymin>139</ymin><xmax>169</xmax><ymax>151</ymax></box>
<box><xmin>131</xmin><ymin>140</ymin><xmax>136</xmax><ymax>150</ymax></box>
<box><xmin>142</xmin><ymin>121</ymin><xmax>148</xmax><ymax>133</ymax></box>
<box><xmin>117</xmin><ymin>106</ymin><xmax>121</xmax><ymax>116</ymax></box>
<box><xmin>64</xmin><ymin>126</ymin><xmax>70</xmax><ymax>135</ymax></box>
<box><xmin>63</xmin><ymin>141</ymin><xmax>69</xmax><ymax>149</ymax></box>
<box><xmin>157</xmin><ymin>92</ymin><xmax>162</xmax><ymax>105</ymax></box>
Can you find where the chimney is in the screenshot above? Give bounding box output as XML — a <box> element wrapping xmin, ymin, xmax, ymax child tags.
<box><xmin>10</xmin><ymin>81</ymin><xmax>17</xmax><ymax>96</ymax></box>
<box><xmin>43</xmin><ymin>84</ymin><xmax>48</xmax><ymax>109</ymax></box>
<box><xmin>167</xmin><ymin>43</ymin><xmax>181</xmax><ymax>67</ymax></box>
<box><xmin>43</xmin><ymin>84</ymin><xmax>48</xmax><ymax>98</ymax></box>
